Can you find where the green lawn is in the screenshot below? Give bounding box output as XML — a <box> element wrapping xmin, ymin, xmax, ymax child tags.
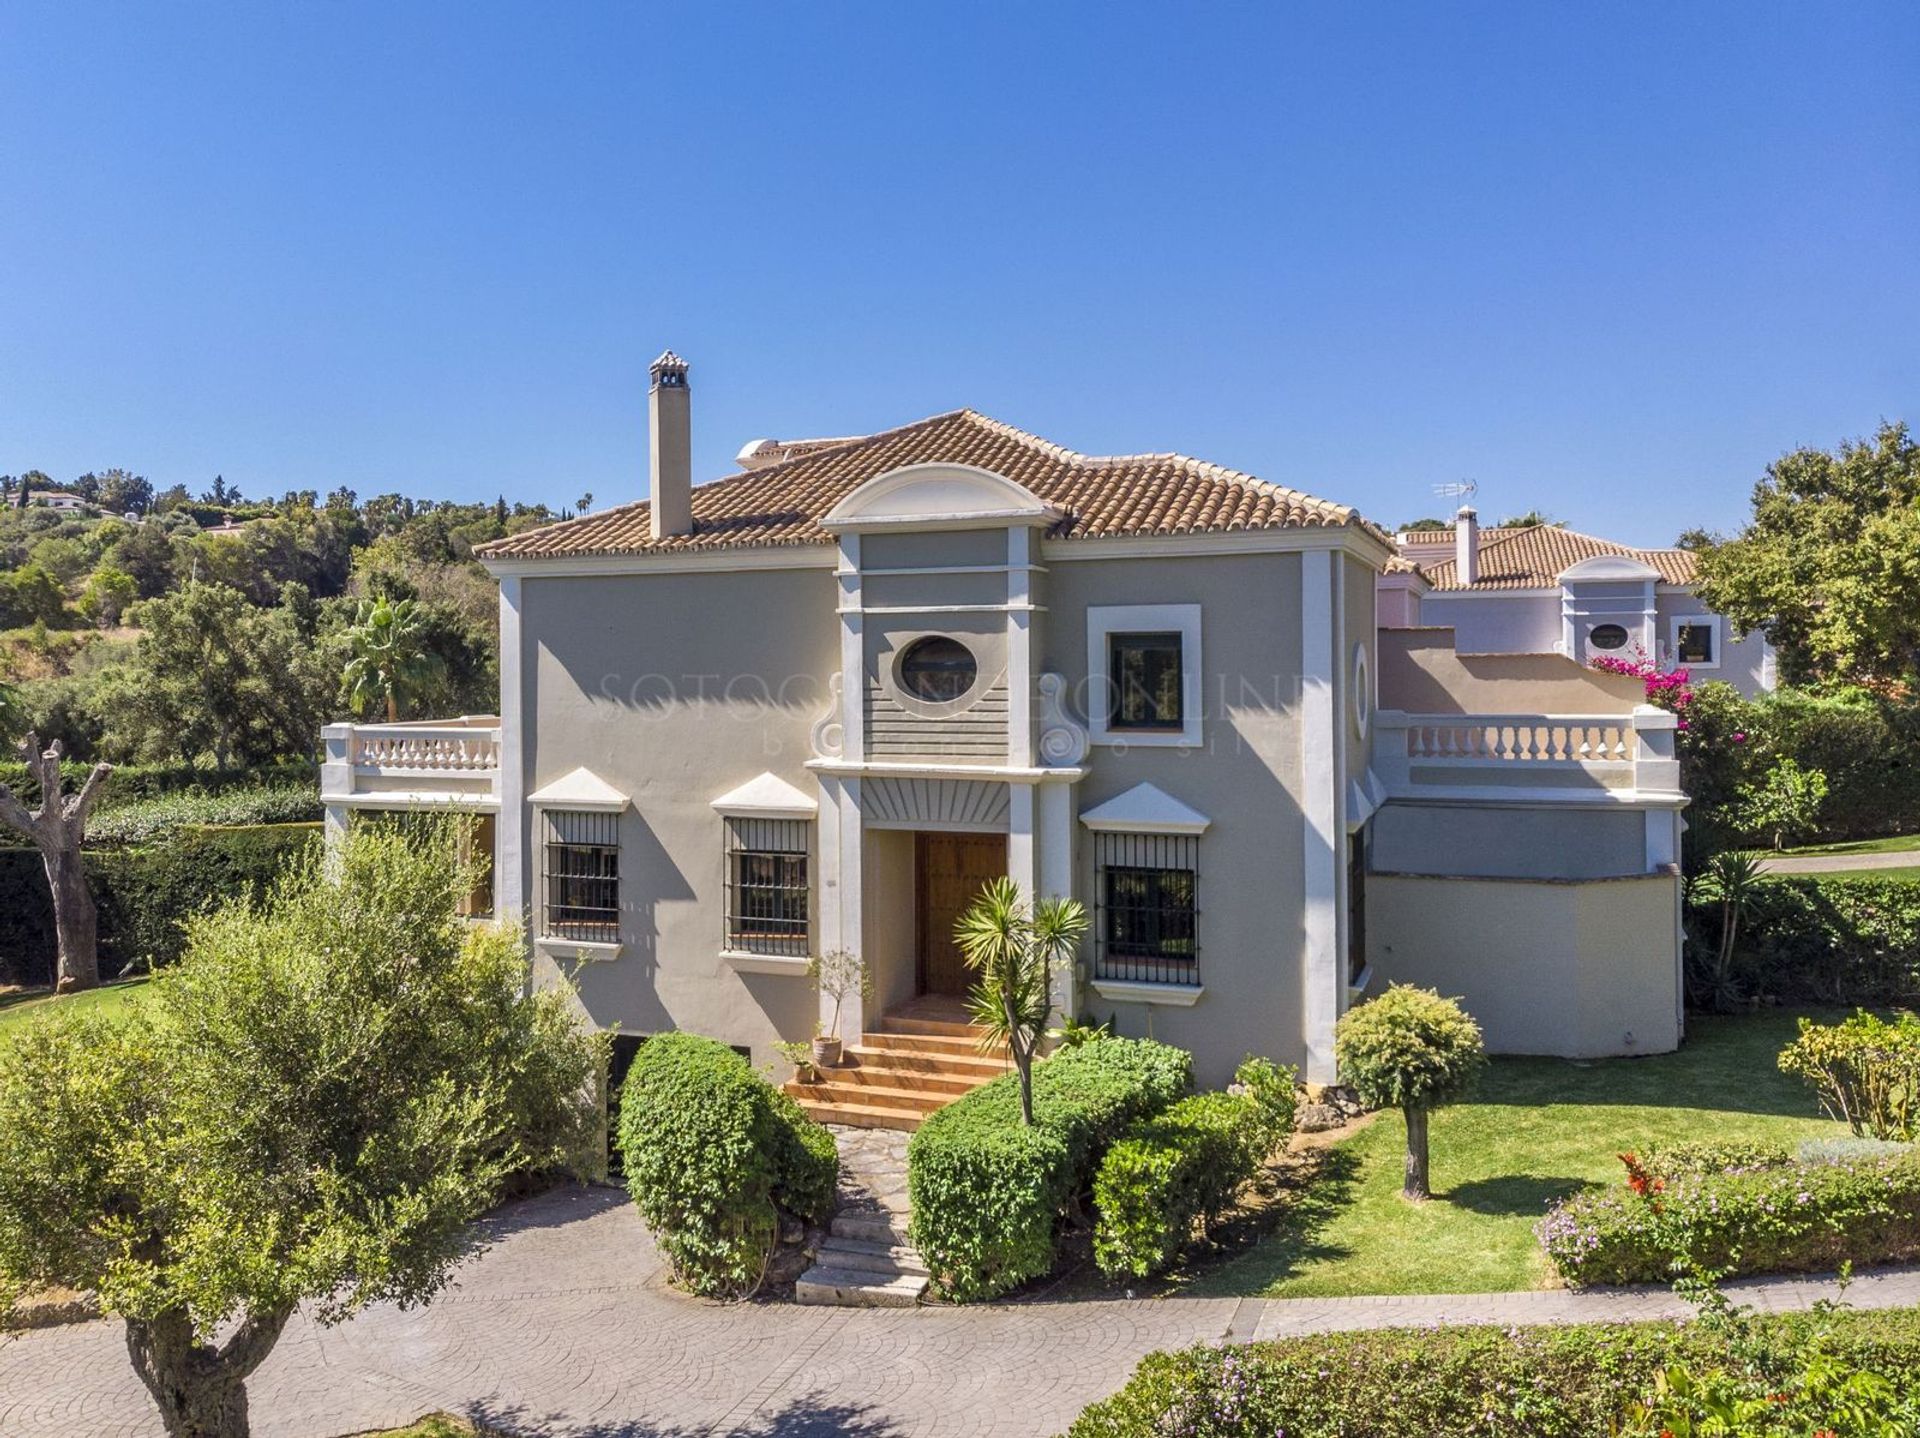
<box><xmin>1198</xmin><ymin>1010</ymin><xmax>1850</xmax><ymax>1299</ymax></box>
<box><xmin>0</xmin><ymin>977</ymin><xmax>152</xmax><ymax>1038</ymax></box>
<box><xmin>1769</xmin><ymin>833</ymin><xmax>1920</xmax><ymax>858</ymax></box>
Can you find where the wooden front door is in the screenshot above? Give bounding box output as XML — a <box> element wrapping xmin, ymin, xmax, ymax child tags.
<box><xmin>916</xmin><ymin>832</ymin><xmax>1007</xmax><ymax>996</ymax></box>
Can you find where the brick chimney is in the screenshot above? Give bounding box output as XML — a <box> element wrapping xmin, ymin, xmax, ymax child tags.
<box><xmin>649</xmin><ymin>350</ymin><xmax>692</xmax><ymax>540</ymax></box>
<box><xmin>1454</xmin><ymin>505</ymin><xmax>1479</xmax><ymax>585</ymax></box>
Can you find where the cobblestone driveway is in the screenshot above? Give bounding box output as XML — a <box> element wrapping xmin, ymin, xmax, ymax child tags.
<box><xmin>3</xmin><ymin>1185</ymin><xmax>1917</xmax><ymax>1438</ymax></box>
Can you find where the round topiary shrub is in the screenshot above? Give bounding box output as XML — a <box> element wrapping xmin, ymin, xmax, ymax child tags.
<box><xmin>615</xmin><ymin>1032</ymin><xmax>837</xmax><ymax>1297</ymax></box>
<box><xmin>1333</xmin><ymin>984</ymin><xmax>1485</xmax><ymax>1200</ymax></box>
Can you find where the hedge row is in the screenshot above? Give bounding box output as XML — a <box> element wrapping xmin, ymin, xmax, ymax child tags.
<box><xmin>0</xmin><ymin>759</ymin><xmax>317</xmax><ymax>809</ymax></box>
<box><xmin>0</xmin><ymin>823</ymin><xmax>320</xmax><ymax>987</ymax></box>
<box><xmin>1066</xmin><ymin>1308</ymin><xmax>1920</xmax><ymax>1437</ymax></box>
<box><xmin>615</xmin><ymin>1032</ymin><xmax>837</xmax><ymax>1298</ymax></box>
<box><xmin>1537</xmin><ymin>1148</ymin><xmax>1920</xmax><ymax>1286</ymax></box>
<box><xmin>83</xmin><ymin>786</ymin><xmax>323</xmax><ymax>846</ymax></box>
<box><xmin>906</xmin><ymin>1037</ymin><xmax>1191</xmax><ymax>1301</ymax></box>
<box><xmin>1693</xmin><ymin>874</ymin><xmax>1920</xmax><ymax>1006</ymax></box>
<box><xmin>1092</xmin><ymin>1059</ymin><xmax>1297</xmax><ymax>1279</ymax></box>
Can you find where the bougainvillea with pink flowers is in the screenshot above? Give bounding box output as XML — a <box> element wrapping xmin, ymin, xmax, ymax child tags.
<box><xmin>1590</xmin><ymin>645</ymin><xmax>1696</xmax><ymax>725</ymax></box>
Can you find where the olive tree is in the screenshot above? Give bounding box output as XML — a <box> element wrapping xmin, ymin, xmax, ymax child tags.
<box><xmin>0</xmin><ymin>820</ymin><xmax>602</xmax><ymax>1438</ymax></box>
<box><xmin>0</xmin><ymin>732</ymin><xmax>111</xmax><ymax>992</ymax></box>
<box><xmin>1333</xmin><ymin>984</ymin><xmax>1486</xmax><ymax>1200</ymax></box>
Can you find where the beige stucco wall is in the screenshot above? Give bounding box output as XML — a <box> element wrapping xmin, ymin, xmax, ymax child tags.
<box><xmin>1366</xmin><ymin>871</ymin><xmax>1682</xmax><ymax>1057</ymax></box>
<box><xmin>516</xmin><ymin>565</ymin><xmax>836</xmax><ymax>1059</ymax></box>
<box><xmin>1043</xmin><ymin>550</ymin><xmax>1314</xmax><ymax>1087</ymax></box>
<box><xmin>1378</xmin><ymin>628</ymin><xmax>1644</xmax><ymax>714</ymax></box>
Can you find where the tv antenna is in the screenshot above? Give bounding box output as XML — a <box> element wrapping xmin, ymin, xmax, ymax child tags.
<box><xmin>1431</xmin><ymin>478</ymin><xmax>1478</xmax><ymax>502</ymax></box>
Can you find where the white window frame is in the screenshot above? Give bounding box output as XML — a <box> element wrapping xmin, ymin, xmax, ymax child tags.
<box><xmin>1669</xmin><ymin>614</ymin><xmax>1721</xmax><ymax>670</ymax></box>
<box><xmin>1087</xmin><ymin>603</ymin><xmax>1203</xmax><ymax>749</ymax></box>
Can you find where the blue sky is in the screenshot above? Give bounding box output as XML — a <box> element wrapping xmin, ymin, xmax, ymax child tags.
<box><xmin>2</xmin><ymin>3</ymin><xmax>1915</xmax><ymax>545</ymax></box>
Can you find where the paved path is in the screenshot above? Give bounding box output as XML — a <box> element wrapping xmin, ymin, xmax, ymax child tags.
<box><xmin>4</xmin><ymin>1186</ymin><xmax>1920</xmax><ymax>1438</ymax></box>
<box><xmin>1758</xmin><ymin>848</ymin><xmax>1920</xmax><ymax>875</ymax></box>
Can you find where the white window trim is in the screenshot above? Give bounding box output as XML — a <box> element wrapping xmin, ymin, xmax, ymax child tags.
<box><xmin>1087</xmin><ymin>603</ymin><xmax>1203</xmax><ymax>749</ymax></box>
<box><xmin>1669</xmin><ymin>614</ymin><xmax>1721</xmax><ymax>670</ymax></box>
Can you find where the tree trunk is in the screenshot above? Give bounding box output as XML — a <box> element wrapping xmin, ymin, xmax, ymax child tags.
<box><xmin>386</xmin><ymin>690</ymin><xmax>398</xmax><ymax>724</ymax></box>
<box><xmin>44</xmin><ymin>844</ymin><xmax>99</xmax><ymax>993</ymax></box>
<box><xmin>1403</xmin><ymin>1105</ymin><xmax>1431</xmax><ymax>1200</ymax></box>
<box><xmin>125</xmin><ymin>1306</ymin><xmax>290</xmax><ymax>1438</ymax></box>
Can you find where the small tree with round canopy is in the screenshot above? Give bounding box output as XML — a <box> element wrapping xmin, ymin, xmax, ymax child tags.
<box><xmin>1333</xmin><ymin>984</ymin><xmax>1486</xmax><ymax>1201</ymax></box>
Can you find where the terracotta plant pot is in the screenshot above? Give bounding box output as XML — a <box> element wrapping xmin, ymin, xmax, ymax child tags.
<box><xmin>812</xmin><ymin>1035</ymin><xmax>843</xmax><ymax>1069</ymax></box>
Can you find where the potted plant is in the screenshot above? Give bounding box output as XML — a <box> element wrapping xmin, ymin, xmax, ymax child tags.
<box><xmin>774</xmin><ymin>1039</ymin><xmax>819</xmax><ymax>1084</ymax></box>
<box><xmin>806</xmin><ymin>948</ymin><xmax>870</xmax><ymax>1069</ymax></box>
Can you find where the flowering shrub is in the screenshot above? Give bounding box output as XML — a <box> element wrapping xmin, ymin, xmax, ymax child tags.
<box><xmin>1591</xmin><ymin>644</ymin><xmax>1696</xmax><ymax>723</ymax></box>
<box><xmin>1065</xmin><ymin>1310</ymin><xmax>1920</xmax><ymax>1437</ymax></box>
<box><xmin>1537</xmin><ymin>1148</ymin><xmax>1920</xmax><ymax>1286</ymax></box>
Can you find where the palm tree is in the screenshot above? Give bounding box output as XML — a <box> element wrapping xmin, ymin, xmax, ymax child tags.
<box><xmin>953</xmin><ymin>877</ymin><xmax>1089</xmax><ymax>1127</ymax></box>
<box><xmin>1691</xmin><ymin>851</ymin><xmax>1767</xmax><ymax>1012</ymax></box>
<box><xmin>341</xmin><ymin>596</ymin><xmax>444</xmax><ymax>723</ymax></box>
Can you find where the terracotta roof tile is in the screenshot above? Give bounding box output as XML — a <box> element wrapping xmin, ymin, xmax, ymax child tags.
<box><xmin>1418</xmin><ymin>525</ymin><xmax>1698</xmax><ymax>590</ymax></box>
<box><xmin>477</xmin><ymin>409</ymin><xmax>1376</xmax><ymax>560</ymax></box>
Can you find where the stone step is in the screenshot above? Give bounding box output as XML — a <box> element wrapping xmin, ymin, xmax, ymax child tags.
<box><xmin>788</xmin><ymin>1081</ymin><xmax>948</xmax><ymax>1115</ymax></box>
<box><xmin>822</xmin><ymin>1060</ymin><xmax>982</xmax><ymax>1095</ymax></box>
<box><xmin>878</xmin><ymin>1014</ymin><xmax>986</xmax><ymax>1039</ymax></box>
<box><xmin>789</xmin><ymin>1097</ymin><xmax>926</xmax><ymax>1131</ymax></box>
<box><xmin>831</xmin><ymin>1212</ymin><xmax>910</xmax><ymax>1245</ymax></box>
<box><xmin>861</xmin><ymin>1029</ymin><xmax>1007</xmax><ymax>1059</ymax></box>
<box><xmin>852</xmin><ymin>1036</ymin><xmax>1013</xmax><ymax>1075</ymax></box>
<box><xmin>814</xmin><ymin>1236</ymin><xmax>929</xmax><ymax>1277</ymax></box>
<box><xmin>795</xmin><ymin>1266</ymin><xmax>927</xmax><ymax>1308</ymax></box>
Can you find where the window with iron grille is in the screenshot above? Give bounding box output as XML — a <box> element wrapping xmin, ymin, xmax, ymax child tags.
<box><xmin>540</xmin><ymin>809</ymin><xmax>620</xmax><ymax>944</ymax></box>
<box><xmin>1093</xmin><ymin>831</ymin><xmax>1199</xmax><ymax>984</ymax></box>
<box><xmin>725</xmin><ymin>817</ymin><xmax>810</xmax><ymax>956</ymax></box>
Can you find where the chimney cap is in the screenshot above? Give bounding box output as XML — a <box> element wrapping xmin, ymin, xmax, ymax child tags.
<box><xmin>1456</xmin><ymin>505</ymin><xmax>1478</xmax><ymax>521</ymax></box>
<box><xmin>649</xmin><ymin>350</ymin><xmax>690</xmax><ymax>389</ymax></box>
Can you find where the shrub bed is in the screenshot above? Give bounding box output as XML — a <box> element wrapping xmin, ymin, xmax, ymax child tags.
<box><xmin>1066</xmin><ymin>1309</ymin><xmax>1920</xmax><ymax>1438</ymax></box>
<box><xmin>1704</xmin><ymin>875</ymin><xmax>1920</xmax><ymax>1007</ymax></box>
<box><xmin>1092</xmin><ymin>1058</ymin><xmax>1296</xmax><ymax>1279</ymax></box>
<box><xmin>907</xmin><ymin>1036</ymin><xmax>1190</xmax><ymax>1301</ymax></box>
<box><xmin>616</xmin><ymin>1032</ymin><xmax>837</xmax><ymax>1298</ymax></box>
<box><xmin>1537</xmin><ymin>1148</ymin><xmax>1920</xmax><ymax>1286</ymax></box>
<box><xmin>0</xmin><ymin>822</ymin><xmax>320</xmax><ymax>987</ymax></box>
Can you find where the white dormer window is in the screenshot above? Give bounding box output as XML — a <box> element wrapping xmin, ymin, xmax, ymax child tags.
<box><xmin>1671</xmin><ymin>615</ymin><xmax>1720</xmax><ymax>669</ymax></box>
<box><xmin>1087</xmin><ymin>604</ymin><xmax>1203</xmax><ymax>748</ymax></box>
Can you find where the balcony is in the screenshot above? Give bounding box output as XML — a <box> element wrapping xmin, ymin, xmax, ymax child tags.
<box><xmin>320</xmin><ymin>717</ymin><xmax>502</xmax><ymax>810</ymax></box>
<box><xmin>1373</xmin><ymin>705</ymin><xmax>1681</xmax><ymax>806</ymax></box>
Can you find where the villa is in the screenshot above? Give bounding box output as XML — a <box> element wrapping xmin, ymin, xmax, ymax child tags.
<box><xmin>1379</xmin><ymin>512</ymin><xmax>1775</xmax><ymax>695</ymax></box>
<box><xmin>322</xmin><ymin>352</ymin><xmax>1689</xmax><ymax>1125</ymax></box>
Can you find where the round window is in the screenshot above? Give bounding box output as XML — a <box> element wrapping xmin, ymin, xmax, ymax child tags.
<box><xmin>1589</xmin><ymin>623</ymin><xmax>1631</xmax><ymax>651</ymax></box>
<box><xmin>898</xmin><ymin>636</ymin><xmax>978</xmax><ymax>703</ymax></box>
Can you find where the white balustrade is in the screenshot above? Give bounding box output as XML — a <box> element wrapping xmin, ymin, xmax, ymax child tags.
<box><xmin>1373</xmin><ymin>706</ymin><xmax>1681</xmax><ymax>800</ymax></box>
<box><xmin>349</xmin><ymin>724</ymin><xmax>500</xmax><ymax>773</ymax></box>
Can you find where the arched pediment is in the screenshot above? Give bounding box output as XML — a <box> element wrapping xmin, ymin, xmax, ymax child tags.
<box><xmin>1559</xmin><ymin>555</ymin><xmax>1662</xmax><ymax>584</ymax></box>
<box><xmin>822</xmin><ymin>463</ymin><xmax>1059</xmax><ymax>533</ymax></box>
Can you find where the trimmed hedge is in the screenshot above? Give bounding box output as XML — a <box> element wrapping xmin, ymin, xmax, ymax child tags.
<box><xmin>615</xmin><ymin>1032</ymin><xmax>837</xmax><ymax>1298</ymax></box>
<box><xmin>0</xmin><ymin>759</ymin><xmax>316</xmax><ymax>809</ymax></box>
<box><xmin>84</xmin><ymin>785</ymin><xmax>322</xmax><ymax>846</ymax></box>
<box><xmin>1066</xmin><ymin>1309</ymin><xmax>1920</xmax><ymax>1438</ymax></box>
<box><xmin>1092</xmin><ymin>1059</ymin><xmax>1298</xmax><ymax>1279</ymax></box>
<box><xmin>1537</xmin><ymin>1148</ymin><xmax>1920</xmax><ymax>1286</ymax></box>
<box><xmin>0</xmin><ymin>823</ymin><xmax>318</xmax><ymax>986</ymax></box>
<box><xmin>907</xmin><ymin>1036</ymin><xmax>1190</xmax><ymax>1301</ymax></box>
